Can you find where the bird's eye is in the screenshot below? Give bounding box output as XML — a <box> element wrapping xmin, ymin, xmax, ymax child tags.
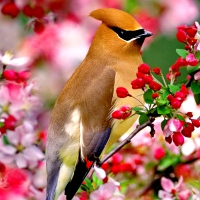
<box><xmin>110</xmin><ymin>27</ymin><xmax>145</xmax><ymax>41</ymax></box>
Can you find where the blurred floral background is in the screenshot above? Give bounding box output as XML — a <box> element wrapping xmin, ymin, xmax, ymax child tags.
<box><xmin>0</xmin><ymin>0</ymin><xmax>200</xmax><ymax>199</ymax></box>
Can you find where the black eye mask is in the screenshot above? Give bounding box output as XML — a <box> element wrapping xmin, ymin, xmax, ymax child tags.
<box><xmin>110</xmin><ymin>27</ymin><xmax>152</xmax><ymax>41</ymax></box>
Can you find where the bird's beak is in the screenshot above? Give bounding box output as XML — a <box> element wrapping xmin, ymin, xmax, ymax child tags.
<box><xmin>140</xmin><ymin>30</ymin><xmax>153</xmax><ymax>38</ymax></box>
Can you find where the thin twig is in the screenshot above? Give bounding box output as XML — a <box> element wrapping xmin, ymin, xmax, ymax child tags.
<box><xmin>96</xmin><ymin>116</ymin><xmax>155</xmax><ymax>167</ymax></box>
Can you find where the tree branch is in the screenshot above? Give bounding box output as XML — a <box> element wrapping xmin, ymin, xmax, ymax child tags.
<box><xmin>96</xmin><ymin>116</ymin><xmax>155</xmax><ymax>167</ymax></box>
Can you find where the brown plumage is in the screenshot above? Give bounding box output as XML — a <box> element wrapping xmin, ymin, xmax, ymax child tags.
<box><xmin>46</xmin><ymin>8</ymin><xmax>152</xmax><ymax>200</ymax></box>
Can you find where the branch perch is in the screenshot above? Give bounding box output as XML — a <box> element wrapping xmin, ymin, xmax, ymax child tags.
<box><xmin>96</xmin><ymin>116</ymin><xmax>155</xmax><ymax>167</ymax></box>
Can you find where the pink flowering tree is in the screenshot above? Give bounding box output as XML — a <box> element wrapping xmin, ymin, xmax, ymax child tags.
<box><xmin>0</xmin><ymin>0</ymin><xmax>200</xmax><ymax>200</ymax></box>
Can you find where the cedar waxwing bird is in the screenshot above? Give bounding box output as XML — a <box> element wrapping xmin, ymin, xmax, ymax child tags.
<box><xmin>46</xmin><ymin>8</ymin><xmax>152</xmax><ymax>200</ymax></box>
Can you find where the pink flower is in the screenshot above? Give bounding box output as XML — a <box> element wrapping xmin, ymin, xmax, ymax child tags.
<box><xmin>159</xmin><ymin>0</ymin><xmax>199</xmax><ymax>33</ymax></box>
<box><xmin>90</xmin><ymin>181</ymin><xmax>124</xmax><ymax>200</ymax></box>
<box><xmin>0</xmin><ymin>124</ymin><xmax>44</xmax><ymax>169</ymax></box>
<box><xmin>0</xmin><ymin>163</ymin><xmax>30</xmax><ymax>200</ymax></box>
<box><xmin>186</xmin><ymin>53</ymin><xmax>198</xmax><ymax>66</ymax></box>
<box><xmin>163</xmin><ymin>119</ymin><xmax>183</xmax><ymax>137</ymax></box>
<box><xmin>159</xmin><ymin>176</ymin><xmax>191</xmax><ymax>200</ymax></box>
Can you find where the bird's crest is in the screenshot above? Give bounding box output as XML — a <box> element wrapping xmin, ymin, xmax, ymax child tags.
<box><xmin>90</xmin><ymin>8</ymin><xmax>142</xmax><ymax>31</ymax></box>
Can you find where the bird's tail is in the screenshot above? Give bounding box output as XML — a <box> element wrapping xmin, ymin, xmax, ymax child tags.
<box><xmin>64</xmin><ymin>154</ymin><xmax>93</xmax><ymax>200</ymax></box>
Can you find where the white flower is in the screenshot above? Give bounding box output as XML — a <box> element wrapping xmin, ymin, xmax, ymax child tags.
<box><xmin>0</xmin><ymin>51</ymin><xmax>30</xmax><ymax>67</ymax></box>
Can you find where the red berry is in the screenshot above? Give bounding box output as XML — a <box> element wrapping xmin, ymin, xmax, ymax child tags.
<box><xmin>176</xmin><ymin>29</ymin><xmax>188</xmax><ymax>43</ymax></box>
<box><xmin>172</xmin><ymin>132</ymin><xmax>184</xmax><ymax>146</ymax></box>
<box><xmin>188</xmin><ymin>38</ymin><xmax>197</xmax><ymax>46</ymax></box>
<box><xmin>170</xmin><ymin>63</ymin><xmax>180</xmax><ymax>72</ymax></box>
<box><xmin>4</xmin><ymin>115</ymin><xmax>17</xmax><ymax>130</ymax></box>
<box><xmin>166</xmin><ymin>73</ymin><xmax>171</xmax><ymax>81</ymax></box>
<box><xmin>1</xmin><ymin>2</ymin><xmax>20</xmax><ymax>18</ymax></box>
<box><xmin>171</xmin><ymin>98</ymin><xmax>182</xmax><ymax>109</ymax></box>
<box><xmin>154</xmin><ymin>147</ymin><xmax>166</xmax><ymax>160</ymax></box>
<box><xmin>2</xmin><ymin>70</ymin><xmax>17</xmax><ymax>81</ymax></box>
<box><xmin>112</xmin><ymin>110</ymin><xmax>123</xmax><ymax>119</ymax></box>
<box><xmin>22</xmin><ymin>4</ymin><xmax>34</xmax><ymax>17</ymax></box>
<box><xmin>33</xmin><ymin>21</ymin><xmax>45</xmax><ymax>33</ymax></box>
<box><xmin>186</xmin><ymin>112</ymin><xmax>193</xmax><ymax>118</ymax></box>
<box><xmin>116</xmin><ymin>87</ymin><xmax>130</xmax><ymax>98</ymax></box>
<box><xmin>186</xmin><ymin>27</ymin><xmax>197</xmax><ymax>37</ymax></box>
<box><xmin>152</xmin><ymin>93</ymin><xmax>159</xmax><ymax>99</ymax></box>
<box><xmin>180</xmin><ymin>84</ymin><xmax>189</xmax><ymax>96</ymax></box>
<box><xmin>152</xmin><ymin>67</ymin><xmax>162</xmax><ymax>75</ymax></box>
<box><xmin>136</xmin><ymin>72</ymin><xmax>145</xmax><ymax>78</ymax></box>
<box><xmin>191</xmin><ymin>119</ymin><xmax>200</xmax><ymax>128</ymax></box>
<box><xmin>17</xmin><ymin>71</ymin><xmax>31</xmax><ymax>82</ymax></box>
<box><xmin>143</xmin><ymin>75</ymin><xmax>153</xmax><ymax>84</ymax></box>
<box><xmin>138</xmin><ymin>63</ymin><xmax>151</xmax><ymax>74</ymax></box>
<box><xmin>174</xmin><ymin>91</ymin><xmax>186</xmax><ymax>102</ymax></box>
<box><xmin>181</xmin><ymin>122</ymin><xmax>194</xmax><ymax>138</ymax></box>
<box><xmin>131</xmin><ymin>78</ymin><xmax>145</xmax><ymax>89</ymax></box>
<box><xmin>165</xmin><ymin>136</ymin><xmax>172</xmax><ymax>144</ymax></box>
<box><xmin>149</xmin><ymin>81</ymin><xmax>162</xmax><ymax>91</ymax></box>
<box><xmin>32</xmin><ymin>5</ymin><xmax>45</xmax><ymax>18</ymax></box>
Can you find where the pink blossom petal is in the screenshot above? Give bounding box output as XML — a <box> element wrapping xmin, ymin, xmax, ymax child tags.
<box><xmin>90</xmin><ymin>182</ymin><xmax>116</xmax><ymax>200</ymax></box>
<box><xmin>15</xmin><ymin>153</ymin><xmax>28</xmax><ymax>168</ymax></box>
<box><xmin>158</xmin><ymin>190</ymin><xmax>173</xmax><ymax>200</ymax></box>
<box><xmin>94</xmin><ymin>165</ymin><xmax>106</xmax><ymax>180</ymax></box>
<box><xmin>163</xmin><ymin>125</ymin><xmax>172</xmax><ymax>137</ymax></box>
<box><xmin>1</xmin><ymin>145</ymin><xmax>17</xmax><ymax>155</ymax></box>
<box><xmin>0</xmin><ymin>152</ymin><xmax>14</xmax><ymax>164</ymax></box>
<box><xmin>175</xmin><ymin>176</ymin><xmax>183</xmax><ymax>190</ymax></box>
<box><xmin>161</xmin><ymin>177</ymin><xmax>174</xmax><ymax>192</ymax></box>
<box><xmin>7</xmin><ymin>130</ymin><xmax>20</xmax><ymax>145</ymax></box>
<box><xmin>23</xmin><ymin>146</ymin><xmax>44</xmax><ymax>161</ymax></box>
<box><xmin>21</xmin><ymin>133</ymin><xmax>36</xmax><ymax>147</ymax></box>
<box><xmin>194</xmin><ymin>71</ymin><xmax>200</xmax><ymax>81</ymax></box>
<box><xmin>178</xmin><ymin>189</ymin><xmax>191</xmax><ymax>200</ymax></box>
<box><xmin>168</xmin><ymin>119</ymin><xmax>183</xmax><ymax>132</ymax></box>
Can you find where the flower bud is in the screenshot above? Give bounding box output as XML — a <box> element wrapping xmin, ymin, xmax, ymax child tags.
<box><xmin>116</xmin><ymin>87</ymin><xmax>130</xmax><ymax>98</ymax></box>
<box><xmin>172</xmin><ymin>132</ymin><xmax>184</xmax><ymax>146</ymax></box>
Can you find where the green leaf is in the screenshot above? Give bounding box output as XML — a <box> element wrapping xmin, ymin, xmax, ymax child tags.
<box><xmin>132</xmin><ymin>107</ymin><xmax>143</xmax><ymax>111</ymax></box>
<box><xmin>176</xmin><ymin>114</ymin><xmax>185</xmax><ymax>121</ymax></box>
<box><xmin>162</xmin><ymin>90</ymin><xmax>170</xmax><ymax>99</ymax></box>
<box><xmin>139</xmin><ymin>114</ymin><xmax>149</xmax><ymax>125</ymax></box>
<box><xmin>161</xmin><ymin>119</ymin><xmax>167</xmax><ymax>130</ymax></box>
<box><xmin>194</xmin><ymin>93</ymin><xmax>200</xmax><ymax>105</ymax></box>
<box><xmin>187</xmin><ymin>65</ymin><xmax>199</xmax><ymax>75</ymax></box>
<box><xmin>144</xmin><ymin>89</ymin><xmax>154</xmax><ymax>104</ymax></box>
<box><xmin>156</xmin><ymin>99</ymin><xmax>168</xmax><ymax>106</ymax></box>
<box><xmin>176</xmin><ymin>49</ymin><xmax>189</xmax><ymax>58</ymax></box>
<box><xmin>158</xmin><ymin>155</ymin><xmax>180</xmax><ymax>171</ymax></box>
<box><xmin>191</xmin><ymin>81</ymin><xmax>200</xmax><ymax>95</ymax></box>
<box><xmin>168</xmin><ymin>85</ymin><xmax>180</xmax><ymax>94</ymax></box>
<box><xmin>196</xmin><ymin>51</ymin><xmax>200</xmax><ymax>60</ymax></box>
<box><xmin>2</xmin><ymin>135</ymin><xmax>10</xmax><ymax>145</ymax></box>
<box><xmin>92</xmin><ymin>174</ymin><xmax>103</xmax><ymax>188</ymax></box>
<box><xmin>157</xmin><ymin>106</ymin><xmax>170</xmax><ymax>115</ymax></box>
<box><xmin>0</xmin><ymin>122</ymin><xmax>4</xmax><ymax>128</ymax></box>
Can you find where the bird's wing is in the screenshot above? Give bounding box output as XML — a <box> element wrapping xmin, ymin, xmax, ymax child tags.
<box><xmin>65</xmin><ymin>67</ymin><xmax>116</xmax><ymax>199</ymax></box>
<box><xmin>79</xmin><ymin>67</ymin><xmax>116</xmax><ymax>159</ymax></box>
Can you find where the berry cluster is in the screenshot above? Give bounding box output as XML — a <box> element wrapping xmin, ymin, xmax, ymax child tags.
<box><xmin>176</xmin><ymin>24</ymin><xmax>198</xmax><ymax>50</ymax></box>
<box><xmin>167</xmin><ymin>84</ymin><xmax>188</xmax><ymax>109</ymax></box>
<box><xmin>164</xmin><ymin>113</ymin><xmax>200</xmax><ymax>146</ymax></box>
<box><xmin>1</xmin><ymin>1</ymin><xmax>47</xmax><ymax>33</ymax></box>
<box><xmin>0</xmin><ymin>115</ymin><xmax>17</xmax><ymax>134</ymax></box>
<box><xmin>2</xmin><ymin>70</ymin><xmax>30</xmax><ymax>85</ymax></box>
<box><xmin>112</xmin><ymin>105</ymin><xmax>132</xmax><ymax>120</ymax></box>
<box><xmin>131</xmin><ymin>63</ymin><xmax>162</xmax><ymax>91</ymax></box>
